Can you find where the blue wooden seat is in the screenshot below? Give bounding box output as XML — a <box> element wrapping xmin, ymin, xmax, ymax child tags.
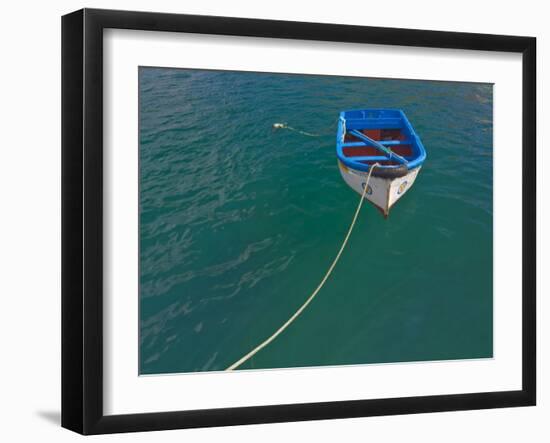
<box><xmin>342</xmin><ymin>140</ymin><xmax>413</xmax><ymax>148</ymax></box>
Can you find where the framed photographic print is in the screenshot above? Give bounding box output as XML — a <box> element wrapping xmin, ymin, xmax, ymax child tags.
<box><xmin>61</xmin><ymin>8</ymin><xmax>536</xmax><ymax>435</ymax></box>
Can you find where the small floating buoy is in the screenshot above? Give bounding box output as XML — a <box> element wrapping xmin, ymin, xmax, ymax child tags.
<box><xmin>271</xmin><ymin>122</ymin><xmax>321</xmax><ymax>137</ymax></box>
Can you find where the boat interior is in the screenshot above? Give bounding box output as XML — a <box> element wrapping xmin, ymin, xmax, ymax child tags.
<box><xmin>339</xmin><ymin>109</ymin><xmax>422</xmax><ymax>168</ymax></box>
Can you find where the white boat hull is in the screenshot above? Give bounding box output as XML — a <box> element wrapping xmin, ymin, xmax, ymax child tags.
<box><xmin>338</xmin><ymin>161</ymin><xmax>421</xmax><ymax>216</ymax></box>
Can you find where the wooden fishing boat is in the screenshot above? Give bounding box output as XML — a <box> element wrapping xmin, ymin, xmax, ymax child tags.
<box><xmin>336</xmin><ymin>109</ymin><xmax>427</xmax><ymax>217</ymax></box>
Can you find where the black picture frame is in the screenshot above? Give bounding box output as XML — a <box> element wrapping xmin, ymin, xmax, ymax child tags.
<box><xmin>62</xmin><ymin>8</ymin><xmax>536</xmax><ymax>435</ymax></box>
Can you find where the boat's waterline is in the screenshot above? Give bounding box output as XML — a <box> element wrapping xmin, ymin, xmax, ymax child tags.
<box><xmin>338</xmin><ymin>160</ymin><xmax>421</xmax><ymax>216</ymax></box>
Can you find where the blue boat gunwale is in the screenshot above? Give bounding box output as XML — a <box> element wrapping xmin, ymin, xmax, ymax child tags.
<box><xmin>336</xmin><ymin>108</ymin><xmax>427</xmax><ymax>173</ymax></box>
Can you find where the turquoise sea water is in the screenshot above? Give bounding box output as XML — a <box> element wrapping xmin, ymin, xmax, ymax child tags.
<box><xmin>139</xmin><ymin>67</ymin><xmax>493</xmax><ymax>374</ymax></box>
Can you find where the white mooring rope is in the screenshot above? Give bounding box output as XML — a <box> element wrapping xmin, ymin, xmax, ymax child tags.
<box><xmin>226</xmin><ymin>163</ymin><xmax>380</xmax><ymax>371</ymax></box>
